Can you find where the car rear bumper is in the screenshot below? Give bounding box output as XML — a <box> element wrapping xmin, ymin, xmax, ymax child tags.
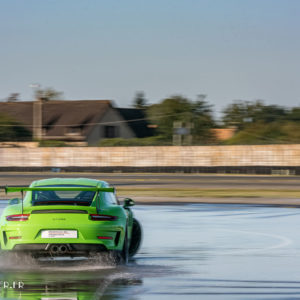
<box><xmin>1</xmin><ymin>223</ymin><xmax>124</xmax><ymax>251</ymax></box>
<box><xmin>10</xmin><ymin>243</ymin><xmax>112</xmax><ymax>257</ymax></box>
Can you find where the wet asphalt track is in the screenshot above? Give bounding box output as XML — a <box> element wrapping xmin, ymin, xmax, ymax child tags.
<box><xmin>1</xmin><ymin>203</ymin><xmax>300</xmax><ymax>299</ymax></box>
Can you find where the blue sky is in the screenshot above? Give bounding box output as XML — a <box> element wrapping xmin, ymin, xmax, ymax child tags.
<box><xmin>0</xmin><ymin>0</ymin><xmax>300</xmax><ymax>116</ymax></box>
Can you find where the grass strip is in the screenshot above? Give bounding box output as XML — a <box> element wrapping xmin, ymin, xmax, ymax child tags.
<box><xmin>117</xmin><ymin>188</ymin><xmax>300</xmax><ymax>198</ymax></box>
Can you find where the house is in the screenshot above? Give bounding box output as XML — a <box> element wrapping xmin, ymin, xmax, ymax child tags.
<box><xmin>0</xmin><ymin>100</ymin><xmax>152</xmax><ymax>145</ymax></box>
<box><xmin>116</xmin><ymin>108</ymin><xmax>154</xmax><ymax>138</ymax></box>
<box><xmin>211</xmin><ymin>128</ymin><xmax>236</xmax><ymax>141</ymax></box>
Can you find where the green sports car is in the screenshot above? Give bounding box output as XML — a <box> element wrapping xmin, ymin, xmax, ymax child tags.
<box><xmin>0</xmin><ymin>178</ymin><xmax>142</xmax><ymax>262</ymax></box>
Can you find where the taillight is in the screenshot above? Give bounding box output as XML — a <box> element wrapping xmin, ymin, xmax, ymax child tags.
<box><xmin>90</xmin><ymin>214</ymin><xmax>118</xmax><ymax>221</ymax></box>
<box><xmin>97</xmin><ymin>236</ymin><xmax>113</xmax><ymax>240</ymax></box>
<box><xmin>6</xmin><ymin>214</ymin><xmax>30</xmax><ymax>221</ymax></box>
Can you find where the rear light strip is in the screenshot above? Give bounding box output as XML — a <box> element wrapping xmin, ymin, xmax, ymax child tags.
<box><xmin>6</xmin><ymin>214</ymin><xmax>30</xmax><ymax>221</ymax></box>
<box><xmin>9</xmin><ymin>236</ymin><xmax>22</xmax><ymax>240</ymax></box>
<box><xmin>90</xmin><ymin>214</ymin><xmax>118</xmax><ymax>221</ymax></box>
<box><xmin>97</xmin><ymin>236</ymin><xmax>113</xmax><ymax>240</ymax></box>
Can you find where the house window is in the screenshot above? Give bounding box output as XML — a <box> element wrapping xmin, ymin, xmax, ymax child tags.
<box><xmin>104</xmin><ymin>126</ymin><xmax>119</xmax><ymax>138</ymax></box>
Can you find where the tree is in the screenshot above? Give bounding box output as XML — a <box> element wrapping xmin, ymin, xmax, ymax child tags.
<box><xmin>222</xmin><ymin>100</ymin><xmax>300</xmax><ymax>145</ymax></box>
<box><xmin>147</xmin><ymin>95</ymin><xmax>215</xmax><ymax>144</ymax></box>
<box><xmin>34</xmin><ymin>87</ymin><xmax>63</xmax><ymax>101</ymax></box>
<box><xmin>190</xmin><ymin>99</ymin><xmax>216</xmax><ymax>143</ymax></box>
<box><xmin>224</xmin><ymin>121</ymin><xmax>300</xmax><ymax>145</ymax></box>
<box><xmin>286</xmin><ymin>107</ymin><xmax>300</xmax><ymax>122</ymax></box>
<box><xmin>256</xmin><ymin>104</ymin><xmax>286</xmax><ymax>123</ymax></box>
<box><xmin>0</xmin><ymin>114</ymin><xmax>32</xmax><ymax>141</ymax></box>
<box><xmin>147</xmin><ymin>96</ymin><xmax>191</xmax><ymax>139</ymax></box>
<box><xmin>7</xmin><ymin>93</ymin><xmax>20</xmax><ymax>102</ymax></box>
<box><xmin>222</xmin><ymin>100</ymin><xmax>259</xmax><ymax>129</ymax></box>
<box><xmin>133</xmin><ymin>91</ymin><xmax>147</xmax><ymax>108</ymax></box>
<box><xmin>222</xmin><ymin>100</ymin><xmax>286</xmax><ymax>130</ymax></box>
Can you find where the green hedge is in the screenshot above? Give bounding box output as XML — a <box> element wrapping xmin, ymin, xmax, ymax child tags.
<box><xmin>39</xmin><ymin>140</ymin><xmax>70</xmax><ymax>147</ymax></box>
<box><xmin>98</xmin><ymin>136</ymin><xmax>171</xmax><ymax>147</ymax></box>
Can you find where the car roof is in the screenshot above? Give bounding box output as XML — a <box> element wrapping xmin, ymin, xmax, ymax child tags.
<box><xmin>30</xmin><ymin>178</ymin><xmax>108</xmax><ymax>188</ymax></box>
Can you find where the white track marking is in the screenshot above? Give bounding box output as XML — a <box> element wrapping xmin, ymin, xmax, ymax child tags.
<box><xmin>217</xmin><ymin>229</ymin><xmax>293</xmax><ymax>255</ymax></box>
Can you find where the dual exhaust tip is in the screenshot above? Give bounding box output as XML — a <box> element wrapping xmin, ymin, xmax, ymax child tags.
<box><xmin>49</xmin><ymin>244</ymin><xmax>69</xmax><ymax>255</ymax></box>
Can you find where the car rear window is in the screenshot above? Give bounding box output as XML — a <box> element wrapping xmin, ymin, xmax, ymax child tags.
<box><xmin>32</xmin><ymin>185</ymin><xmax>96</xmax><ymax>206</ymax></box>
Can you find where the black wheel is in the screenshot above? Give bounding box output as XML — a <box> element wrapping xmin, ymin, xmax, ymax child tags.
<box><xmin>129</xmin><ymin>218</ymin><xmax>142</xmax><ymax>257</ymax></box>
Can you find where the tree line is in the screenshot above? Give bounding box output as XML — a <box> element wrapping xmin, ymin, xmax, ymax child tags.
<box><xmin>0</xmin><ymin>88</ymin><xmax>299</xmax><ymax>145</ymax></box>
<box><xmin>126</xmin><ymin>93</ymin><xmax>300</xmax><ymax>146</ymax></box>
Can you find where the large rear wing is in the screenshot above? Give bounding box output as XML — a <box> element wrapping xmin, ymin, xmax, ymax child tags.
<box><xmin>0</xmin><ymin>186</ymin><xmax>115</xmax><ymax>214</ymax></box>
<box><xmin>3</xmin><ymin>186</ymin><xmax>115</xmax><ymax>193</ymax></box>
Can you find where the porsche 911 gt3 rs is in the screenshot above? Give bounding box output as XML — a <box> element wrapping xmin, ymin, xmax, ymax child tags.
<box><xmin>0</xmin><ymin>178</ymin><xmax>142</xmax><ymax>263</ymax></box>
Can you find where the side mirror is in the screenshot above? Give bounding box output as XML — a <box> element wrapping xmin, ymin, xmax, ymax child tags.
<box><xmin>9</xmin><ymin>198</ymin><xmax>20</xmax><ymax>205</ymax></box>
<box><xmin>123</xmin><ymin>198</ymin><xmax>135</xmax><ymax>208</ymax></box>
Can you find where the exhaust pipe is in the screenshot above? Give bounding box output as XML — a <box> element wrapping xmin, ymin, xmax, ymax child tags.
<box><xmin>50</xmin><ymin>245</ymin><xmax>59</xmax><ymax>254</ymax></box>
<box><xmin>59</xmin><ymin>245</ymin><xmax>67</xmax><ymax>254</ymax></box>
<box><xmin>49</xmin><ymin>244</ymin><xmax>68</xmax><ymax>255</ymax></box>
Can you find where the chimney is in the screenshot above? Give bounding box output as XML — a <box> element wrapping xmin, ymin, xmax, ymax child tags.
<box><xmin>33</xmin><ymin>97</ymin><xmax>43</xmax><ymax>140</ymax></box>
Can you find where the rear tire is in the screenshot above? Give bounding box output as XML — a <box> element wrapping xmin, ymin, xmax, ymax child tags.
<box><xmin>129</xmin><ymin>218</ymin><xmax>142</xmax><ymax>257</ymax></box>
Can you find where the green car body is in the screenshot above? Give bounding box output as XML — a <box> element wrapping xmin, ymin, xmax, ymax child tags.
<box><xmin>0</xmin><ymin>178</ymin><xmax>142</xmax><ymax>261</ymax></box>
